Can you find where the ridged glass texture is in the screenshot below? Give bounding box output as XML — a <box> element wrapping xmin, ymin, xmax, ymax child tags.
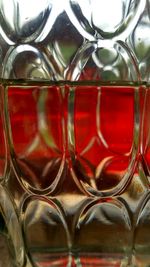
<box><xmin>0</xmin><ymin>0</ymin><xmax>150</xmax><ymax>266</ymax></box>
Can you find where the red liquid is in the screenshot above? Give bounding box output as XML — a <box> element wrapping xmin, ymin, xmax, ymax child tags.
<box><xmin>4</xmin><ymin>83</ymin><xmax>136</xmax><ymax>193</ymax></box>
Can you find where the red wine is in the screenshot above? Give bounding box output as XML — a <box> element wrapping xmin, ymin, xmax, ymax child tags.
<box><xmin>5</xmin><ymin>82</ymin><xmax>136</xmax><ymax>192</ymax></box>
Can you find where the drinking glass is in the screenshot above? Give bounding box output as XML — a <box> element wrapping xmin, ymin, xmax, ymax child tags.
<box><xmin>0</xmin><ymin>0</ymin><xmax>149</xmax><ymax>266</ymax></box>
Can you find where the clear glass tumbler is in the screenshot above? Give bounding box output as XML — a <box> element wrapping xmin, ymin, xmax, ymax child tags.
<box><xmin>0</xmin><ymin>0</ymin><xmax>150</xmax><ymax>266</ymax></box>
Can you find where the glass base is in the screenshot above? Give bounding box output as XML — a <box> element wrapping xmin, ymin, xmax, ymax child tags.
<box><xmin>25</xmin><ymin>252</ymin><xmax>150</xmax><ymax>267</ymax></box>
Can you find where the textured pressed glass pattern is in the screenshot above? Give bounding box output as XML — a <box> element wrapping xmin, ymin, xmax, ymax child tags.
<box><xmin>0</xmin><ymin>0</ymin><xmax>150</xmax><ymax>266</ymax></box>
